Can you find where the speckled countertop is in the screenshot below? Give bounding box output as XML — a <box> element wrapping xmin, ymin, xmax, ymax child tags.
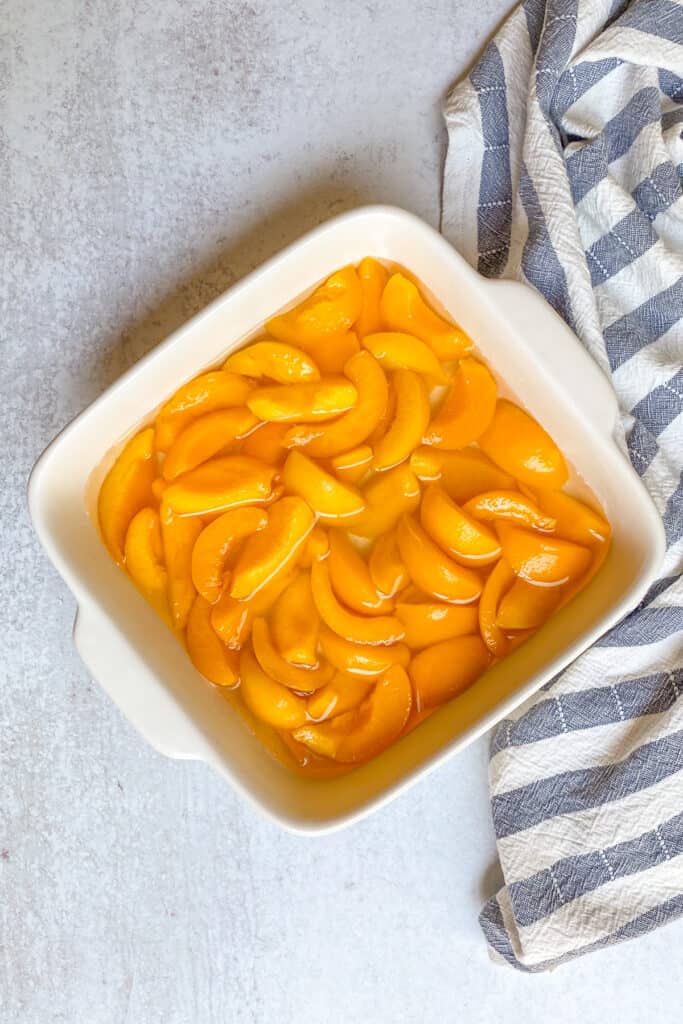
<box><xmin>3</xmin><ymin>2</ymin><xmax>681</xmax><ymax>1021</ymax></box>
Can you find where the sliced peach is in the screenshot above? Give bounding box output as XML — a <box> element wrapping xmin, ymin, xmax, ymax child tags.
<box><xmin>163</xmin><ymin>455</ymin><xmax>278</xmax><ymax>517</ymax></box>
<box><xmin>497</xmin><ymin>523</ymin><xmax>592</xmax><ymax>584</ymax></box>
<box><xmin>283</xmin><ymin>351</ymin><xmax>388</xmax><ymax>458</ymax></box>
<box><xmin>282</xmin><ymin>450</ymin><xmax>365</xmax><ymax>521</ymax></box>
<box><xmin>496</xmin><ymin>577</ymin><xmax>563</xmax><ymax>631</ymax></box>
<box><xmin>409</xmin><ymin>635</ymin><xmax>490</xmax><ymax>709</ymax></box>
<box><xmin>327</xmin><ymin>531</ymin><xmax>394</xmax><ymax>615</ymax></box>
<box><xmin>239</xmin><ymin>648</ymin><xmax>308</xmax><ymax>729</ymax></box>
<box><xmin>362</xmin><ymin>331</ymin><xmax>449</xmax><ymax>384</ymax></box>
<box><xmin>298</xmin><ymin>330</ymin><xmax>361</xmax><ymax>375</ymax></box>
<box><xmin>155</xmin><ymin>372</ymin><xmax>252</xmax><ymax>451</ymax></box>
<box><xmin>98</xmin><ymin>428</ymin><xmax>156</xmax><ymax>564</ymax></box>
<box><xmin>246</xmin><ymin>378</ymin><xmax>357</xmax><ymax>422</ymax></box>
<box><xmin>372</xmin><ymin>369</ymin><xmax>431</xmax><ymax>472</ymax></box>
<box><xmin>267</xmin><ymin>266</ymin><xmax>362</xmax><ymax>346</ymax></box>
<box><xmin>223</xmin><ymin>340</ymin><xmax>320</xmax><ymax>383</ymax></box>
<box><xmin>397</xmin><ymin>514</ymin><xmax>482</xmax><ymax>604</ymax></box>
<box><xmin>271</xmin><ymin>571</ymin><xmax>320</xmax><ymax>666</ymax></box>
<box><xmin>160</xmin><ymin>500</ymin><xmax>203</xmax><ymax>628</ymax></box>
<box><xmin>185</xmin><ymin>595</ymin><xmax>239</xmax><ymax>686</ymax></box>
<box><xmin>191</xmin><ymin>506</ymin><xmax>269</xmax><ymax>604</ymax></box>
<box><xmin>151</xmin><ymin>477</ymin><xmax>168</xmax><ymax>503</ymax></box>
<box><xmin>330</xmin><ymin>445</ymin><xmax>373</xmax><ymax>484</ymax></box>
<box><xmin>251</xmin><ymin>618</ymin><xmax>334</xmax><ymax>692</ymax></box>
<box><xmin>240</xmin><ymin>421</ymin><xmax>290</xmax><ymax>465</ymax></box>
<box><xmin>368</xmin><ymin>530</ymin><xmax>409</xmax><ymax>598</ymax></box>
<box><xmin>346</xmin><ymin>464</ymin><xmax>421</xmax><ymax>540</ymax></box>
<box><xmin>124</xmin><ymin>507</ymin><xmax>169</xmax><ymax>621</ymax></box>
<box><xmin>162</xmin><ymin>407</ymin><xmax>258</xmax><ymax>481</ymax></box>
<box><xmin>230</xmin><ymin>496</ymin><xmax>314</xmax><ymax>600</ymax></box>
<box><xmin>307</xmin><ymin>673</ymin><xmax>375</xmax><ymax>722</ymax></box>
<box><xmin>310</xmin><ymin>559</ymin><xmax>404</xmax><ymax>645</ymax></box>
<box><xmin>210</xmin><ymin>594</ymin><xmax>253</xmax><ymax>649</ymax></box>
<box><xmin>479</xmin><ymin>558</ymin><xmax>515</xmax><ymax>656</ymax></box>
<box><xmin>530</xmin><ymin>488</ymin><xmax>610</xmax><ymax>545</ymax></box>
<box><xmin>319</xmin><ymin>625</ymin><xmax>410</xmax><ymax>676</ymax></box>
<box><xmin>409</xmin><ymin>446</ymin><xmax>515</xmax><ymax>503</ymax></box>
<box><xmin>380</xmin><ymin>272</ymin><xmax>472</xmax><ymax>360</ymax></box>
<box><xmin>395</xmin><ymin>599</ymin><xmax>479</xmax><ymax>649</ymax></box>
<box><xmin>479</xmin><ymin>399</ymin><xmax>568</xmax><ymax>489</ymax></box>
<box><xmin>423</xmin><ymin>357</ymin><xmax>496</xmax><ymax>449</ymax></box>
<box><xmin>420</xmin><ymin>484</ymin><xmax>501</xmax><ymax>566</ymax></box>
<box><xmin>356</xmin><ymin>257</ymin><xmax>388</xmax><ymax>338</ymax></box>
<box><xmin>463</xmin><ymin>490</ymin><xmax>555</xmax><ymax>531</ymax></box>
<box><xmin>299</xmin><ymin>525</ymin><xmax>330</xmax><ymax>567</ymax></box>
<box><xmin>293</xmin><ymin>664</ymin><xmax>412</xmax><ymax>763</ymax></box>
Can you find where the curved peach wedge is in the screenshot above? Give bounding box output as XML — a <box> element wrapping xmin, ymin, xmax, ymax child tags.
<box><xmin>330</xmin><ymin>445</ymin><xmax>373</xmax><ymax>484</ymax></box>
<box><xmin>223</xmin><ymin>340</ymin><xmax>320</xmax><ymax>383</ymax></box>
<box><xmin>319</xmin><ymin>625</ymin><xmax>410</xmax><ymax>677</ymax></box>
<box><xmin>530</xmin><ymin>488</ymin><xmax>610</xmax><ymax>545</ymax></box>
<box><xmin>124</xmin><ymin>507</ymin><xmax>169</xmax><ymax>621</ymax></box>
<box><xmin>356</xmin><ymin>257</ymin><xmax>388</xmax><ymax>338</ymax></box>
<box><xmin>420</xmin><ymin>484</ymin><xmax>501</xmax><ymax>566</ymax></box>
<box><xmin>240</xmin><ymin>421</ymin><xmax>291</xmax><ymax>465</ymax></box>
<box><xmin>479</xmin><ymin>399</ymin><xmax>568</xmax><ymax>489</ymax></box>
<box><xmin>98</xmin><ymin>428</ymin><xmax>157</xmax><ymax>564</ymax></box>
<box><xmin>327</xmin><ymin>531</ymin><xmax>394</xmax><ymax>615</ymax></box>
<box><xmin>191</xmin><ymin>506</ymin><xmax>269</xmax><ymax>604</ymax></box>
<box><xmin>271</xmin><ymin>571</ymin><xmax>320</xmax><ymax>667</ymax></box>
<box><xmin>409</xmin><ymin>635</ymin><xmax>490</xmax><ymax>709</ymax></box>
<box><xmin>160</xmin><ymin>500</ymin><xmax>203</xmax><ymax>628</ymax></box>
<box><xmin>369</xmin><ymin>530</ymin><xmax>408</xmax><ymax>598</ymax></box>
<box><xmin>397</xmin><ymin>514</ymin><xmax>482</xmax><ymax>604</ymax></box>
<box><xmin>251</xmin><ymin>618</ymin><xmax>334</xmax><ymax>692</ymax></box>
<box><xmin>372</xmin><ymin>369</ymin><xmax>431</xmax><ymax>472</ymax></box>
<box><xmin>282</xmin><ymin>450</ymin><xmax>365</xmax><ymax>521</ymax></box>
<box><xmin>307</xmin><ymin>673</ymin><xmax>375</xmax><ymax>722</ymax></box>
<box><xmin>293</xmin><ymin>664</ymin><xmax>412</xmax><ymax>763</ymax></box>
<box><xmin>495</xmin><ymin>577</ymin><xmax>563</xmax><ymax>631</ymax></box>
<box><xmin>185</xmin><ymin>595</ymin><xmax>239</xmax><ymax>687</ymax></box>
<box><xmin>380</xmin><ymin>272</ymin><xmax>472</xmax><ymax>360</ymax></box>
<box><xmin>155</xmin><ymin>372</ymin><xmax>252</xmax><ymax>451</ymax></box>
<box><xmin>362</xmin><ymin>332</ymin><xmax>449</xmax><ymax>384</ymax></box>
<box><xmin>210</xmin><ymin>593</ymin><xmax>253</xmax><ymax>649</ymax></box>
<box><xmin>463</xmin><ymin>490</ymin><xmax>555</xmax><ymax>531</ymax></box>
<box><xmin>395</xmin><ymin>599</ymin><xmax>479</xmax><ymax>649</ymax></box>
<box><xmin>267</xmin><ymin>266</ymin><xmax>362</xmax><ymax>347</ymax></box>
<box><xmin>164</xmin><ymin>456</ymin><xmax>278</xmax><ymax>517</ymax></box>
<box><xmin>310</xmin><ymin>560</ymin><xmax>405</xmax><ymax>645</ymax></box>
<box><xmin>239</xmin><ymin>648</ymin><xmax>308</xmax><ymax>729</ymax></box>
<box><xmin>410</xmin><ymin>446</ymin><xmax>515</xmax><ymax>503</ymax></box>
<box><xmin>497</xmin><ymin>523</ymin><xmax>592</xmax><ymax>584</ymax></box>
<box><xmin>230</xmin><ymin>496</ymin><xmax>314</xmax><ymax>601</ymax></box>
<box><xmin>346</xmin><ymin>464</ymin><xmax>421</xmax><ymax>540</ymax></box>
<box><xmin>247</xmin><ymin>378</ymin><xmax>357</xmax><ymax>423</ymax></box>
<box><xmin>479</xmin><ymin>558</ymin><xmax>515</xmax><ymax>656</ymax></box>
<box><xmin>162</xmin><ymin>407</ymin><xmax>258</xmax><ymax>481</ymax></box>
<box><xmin>423</xmin><ymin>357</ymin><xmax>496</xmax><ymax>449</ymax></box>
<box><xmin>299</xmin><ymin>524</ymin><xmax>330</xmax><ymax>567</ymax></box>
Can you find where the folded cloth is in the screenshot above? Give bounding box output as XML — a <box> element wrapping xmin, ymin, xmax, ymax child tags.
<box><xmin>442</xmin><ymin>0</ymin><xmax>683</xmax><ymax>970</ymax></box>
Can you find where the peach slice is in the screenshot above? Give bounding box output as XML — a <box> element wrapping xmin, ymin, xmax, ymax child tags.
<box><xmin>397</xmin><ymin>514</ymin><xmax>482</xmax><ymax>603</ymax></box>
<box><xmin>356</xmin><ymin>257</ymin><xmax>388</xmax><ymax>338</ymax></box>
<box><xmin>318</xmin><ymin>625</ymin><xmax>410</xmax><ymax>676</ymax></box>
<box><xmin>151</xmin><ymin>477</ymin><xmax>168</xmax><ymax>503</ymax></box>
<box><xmin>282</xmin><ymin>450</ymin><xmax>365</xmax><ymax>521</ymax></box>
<box><xmin>230</xmin><ymin>496</ymin><xmax>314</xmax><ymax>600</ymax></box>
<box><xmin>223</xmin><ymin>340</ymin><xmax>320</xmax><ymax>383</ymax></box>
<box><xmin>420</xmin><ymin>484</ymin><xmax>502</xmax><ymax>566</ymax></box>
<box><xmin>185</xmin><ymin>595</ymin><xmax>239</xmax><ymax>687</ymax></box>
<box><xmin>368</xmin><ymin>530</ymin><xmax>409</xmax><ymax>598</ymax></box>
<box><xmin>295</xmin><ymin>330</ymin><xmax>361</xmax><ymax>375</ymax></box>
<box><xmin>380</xmin><ymin>272</ymin><xmax>472</xmax><ymax>360</ymax></box>
<box><xmin>327</xmin><ymin>531</ymin><xmax>394</xmax><ymax>615</ymax></box>
<box><xmin>293</xmin><ymin>664</ymin><xmax>412</xmax><ymax>763</ymax></box>
<box><xmin>251</xmin><ymin>618</ymin><xmax>334</xmax><ymax>692</ymax></box>
<box><xmin>98</xmin><ymin>428</ymin><xmax>156</xmax><ymax>564</ymax></box>
<box><xmin>266</xmin><ymin>266</ymin><xmax>362</xmax><ymax>347</ymax></box>
<box><xmin>162</xmin><ymin>407</ymin><xmax>258</xmax><ymax>481</ymax></box>
<box><xmin>395</xmin><ymin>599</ymin><xmax>479</xmax><ymax>649</ymax></box>
<box><xmin>159</xmin><ymin>500</ymin><xmax>203</xmax><ymax>628</ymax></box>
<box><xmin>271</xmin><ymin>571</ymin><xmax>320</xmax><ymax>667</ymax></box>
<box><xmin>479</xmin><ymin>399</ymin><xmax>568</xmax><ymax>489</ymax></box>
<box><xmin>409</xmin><ymin>635</ymin><xmax>490</xmax><ymax>709</ymax></box>
<box><xmin>497</xmin><ymin>523</ymin><xmax>592</xmax><ymax>584</ymax></box>
<box><xmin>307</xmin><ymin>673</ymin><xmax>375</xmax><ymax>722</ymax></box>
<box><xmin>362</xmin><ymin>331</ymin><xmax>449</xmax><ymax>384</ymax></box>
<box><xmin>372</xmin><ymin>369</ymin><xmax>431</xmax><ymax>471</ymax></box>
<box><xmin>346</xmin><ymin>464</ymin><xmax>421</xmax><ymax>540</ymax></box>
<box><xmin>409</xmin><ymin>446</ymin><xmax>515</xmax><ymax>503</ymax></box>
<box><xmin>240</xmin><ymin>421</ymin><xmax>291</xmax><ymax>465</ymax></box>
<box><xmin>310</xmin><ymin>559</ymin><xmax>405</xmax><ymax>645</ymax></box>
<box><xmin>155</xmin><ymin>372</ymin><xmax>252</xmax><ymax>451</ymax></box>
<box><xmin>163</xmin><ymin>455</ymin><xmax>278</xmax><ymax>517</ymax></box>
<box><xmin>124</xmin><ymin>507</ymin><xmax>169</xmax><ymax>622</ymax></box>
<box><xmin>191</xmin><ymin>506</ymin><xmax>269</xmax><ymax>603</ymax></box>
<box><xmin>299</xmin><ymin>524</ymin><xmax>330</xmax><ymax>567</ymax></box>
<box><xmin>283</xmin><ymin>351</ymin><xmax>389</xmax><ymax>458</ymax></box>
<box><xmin>463</xmin><ymin>490</ymin><xmax>555</xmax><ymax>531</ymax></box>
<box><xmin>239</xmin><ymin>648</ymin><xmax>308</xmax><ymax>729</ymax></box>
<box><xmin>330</xmin><ymin>445</ymin><xmax>374</xmax><ymax>484</ymax></box>
<box><xmin>530</xmin><ymin>488</ymin><xmax>610</xmax><ymax>545</ymax></box>
<box><xmin>479</xmin><ymin>558</ymin><xmax>515</xmax><ymax>656</ymax></box>
<box><xmin>423</xmin><ymin>357</ymin><xmax>496</xmax><ymax>449</ymax></box>
<box><xmin>496</xmin><ymin>577</ymin><xmax>563</xmax><ymax>631</ymax></box>
<box><xmin>246</xmin><ymin>378</ymin><xmax>358</xmax><ymax>422</ymax></box>
<box><xmin>210</xmin><ymin>594</ymin><xmax>253</xmax><ymax>649</ymax></box>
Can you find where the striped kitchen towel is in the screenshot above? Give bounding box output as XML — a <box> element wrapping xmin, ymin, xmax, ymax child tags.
<box><xmin>442</xmin><ymin>0</ymin><xmax>683</xmax><ymax>970</ymax></box>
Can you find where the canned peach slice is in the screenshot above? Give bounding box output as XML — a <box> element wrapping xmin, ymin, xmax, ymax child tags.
<box><xmin>230</xmin><ymin>496</ymin><xmax>314</xmax><ymax>601</ymax></box>
<box><xmin>162</xmin><ymin>407</ymin><xmax>258</xmax><ymax>481</ymax></box>
<box><xmin>271</xmin><ymin>571</ymin><xmax>320</xmax><ymax>667</ymax></box>
<box><xmin>368</xmin><ymin>529</ymin><xmax>409</xmax><ymax>598</ymax></box>
<box><xmin>395</xmin><ymin>599</ymin><xmax>479</xmax><ymax>649</ymax></box>
<box><xmin>327</xmin><ymin>531</ymin><xmax>394</xmax><ymax>616</ymax></box>
<box><xmin>362</xmin><ymin>331</ymin><xmax>449</xmax><ymax>384</ymax></box>
<box><xmin>251</xmin><ymin>618</ymin><xmax>333</xmax><ymax>693</ymax></box>
<box><xmin>409</xmin><ymin>635</ymin><xmax>490</xmax><ymax>710</ymax></box>
<box><xmin>462</xmin><ymin>490</ymin><xmax>555</xmax><ymax>531</ymax></box>
<box><xmin>191</xmin><ymin>506</ymin><xmax>269</xmax><ymax>604</ymax></box>
<box><xmin>223</xmin><ymin>340</ymin><xmax>320</xmax><ymax>383</ymax></box>
<box><xmin>356</xmin><ymin>257</ymin><xmax>388</xmax><ymax>339</ymax></box>
<box><xmin>160</xmin><ymin>500</ymin><xmax>203</xmax><ymax>628</ymax></box>
<box><xmin>239</xmin><ymin>648</ymin><xmax>308</xmax><ymax>729</ymax></box>
<box><xmin>346</xmin><ymin>464</ymin><xmax>421</xmax><ymax>540</ymax></box>
<box><xmin>380</xmin><ymin>272</ymin><xmax>472</xmax><ymax>360</ymax></box>
<box><xmin>495</xmin><ymin>577</ymin><xmax>564</xmax><ymax>631</ymax></box>
<box><xmin>410</xmin><ymin>446</ymin><xmax>515</xmax><ymax>503</ymax></box>
<box><xmin>155</xmin><ymin>371</ymin><xmax>252</xmax><ymax>451</ymax></box>
<box><xmin>186</xmin><ymin>595</ymin><xmax>239</xmax><ymax>687</ymax></box>
<box><xmin>372</xmin><ymin>369</ymin><xmax>431</xmax><ymax>472</ymax></box>
<box><xmin>307</xmin><ymin>673</ymin><xmax>375</xmax><ymax>722</ymax></box>
<box><xmin>164</xmin><ymin>455</ymin><xmax>278</xmax><ymax>517</ymax></box>
<box><xmin>497</xmin><ymin>523</ymin><xmax>592</xmax><ymax>584</ymax></box>
<box><xmin>423</xmin><ymin>357</ymin><xmax>496</xmax><ymax>450</ymax></box>
<box><xmin>247</xmin><ymin>378</ymin><xmax>358</xmax><ymax>423</ymax></box>
<box><xmin>318</xmin><ymin>625</ymin><xmax>410</xmax><ymax>677</ymax></box>
<box><xmin>282</xmin><ymin>450</ymin><xmax>365</xmax><ymax>521</ymax></box>
<box><xmin>310</xmin><ymin>559</ymin><xmax>405</xmax><ymax>646</ymax></box>
<box><xmin>397</xmin><ymin>514</ymin><xmax>482</xmax><ymax>604</ymax></box>
<box><xmin>124</xmin><ymin>507</ymin><xmax>169</xmax><ymax>623</ymax></box>
<box><xmin>478</xmin><ymin>558</ymin><xmax>516</xmax><ymax>657</ymax></box>
<box><xmin>98</xmin><ymin>427</ymin><xmax>156</xmax><ymax>564</ymax></box>
<box><xmin>479</xmin><ymin>399</ymin><xmax>568</xmax><ymax>489</ymax></box>
<box><xmin>420</xmin><ymin>484</ymin><xmax>501</xmax><ymax>566</ymax></box>
<box><xmin>266</xmin><ymin>265</ymin><xmax>362</xmax><ymax>346</ymax></box>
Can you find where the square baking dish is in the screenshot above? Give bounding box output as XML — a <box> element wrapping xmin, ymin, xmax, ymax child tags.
<box><xmin>29</xmin><ymin>205</ymin><xmax>665</xmax><ymax>833</ymax></box>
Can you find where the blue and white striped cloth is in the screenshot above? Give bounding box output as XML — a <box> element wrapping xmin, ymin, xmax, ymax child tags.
<box><xmin>442</xmin><ymin>0</ymin><xmax>683</xmax><ymax>970</ymax></box>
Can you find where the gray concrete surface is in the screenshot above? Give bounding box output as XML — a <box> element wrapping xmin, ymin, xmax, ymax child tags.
<box><xmin>2</xmin><ymin>1</ymin><xmax>681</xmax><ymax>1021</ymax></box>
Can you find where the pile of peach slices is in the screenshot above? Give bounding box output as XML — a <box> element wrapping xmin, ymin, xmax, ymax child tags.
<box><xmin>98</xmin><ymin>259</ymin><xmax>610</xmax><ymax>773</ymax></box>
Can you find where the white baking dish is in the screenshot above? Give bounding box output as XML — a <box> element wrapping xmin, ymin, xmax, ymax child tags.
<box><xmin>29</xmin><ymin>205</ymin><xmax>665</xmax><ymax>834</ymax></box>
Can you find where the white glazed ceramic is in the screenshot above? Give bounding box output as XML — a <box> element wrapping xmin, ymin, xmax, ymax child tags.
<box><xmin>29</xmin><ymin>205</ymin><xmax>666</xmax><ymax>834</ymax></box>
